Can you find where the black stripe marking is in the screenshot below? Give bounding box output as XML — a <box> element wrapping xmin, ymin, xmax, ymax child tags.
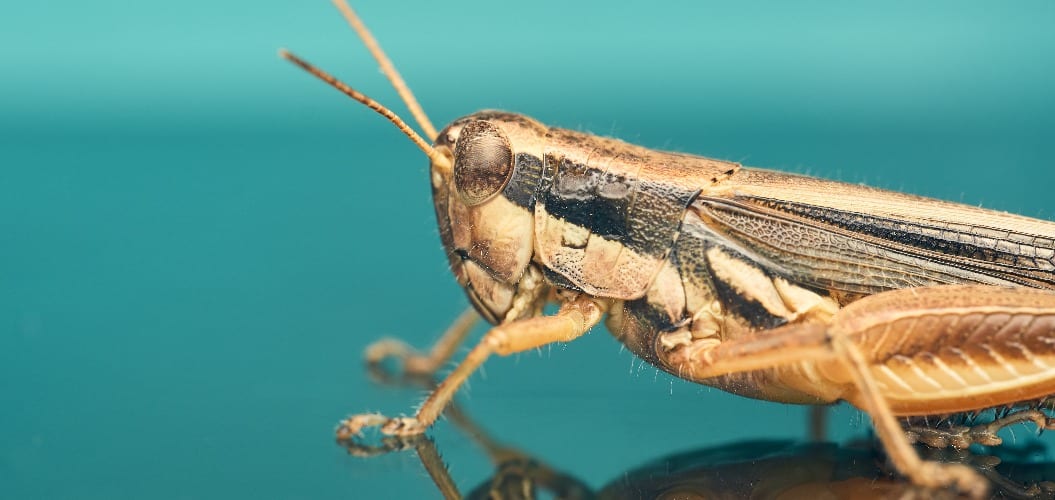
<box><xmin>625</xmin><ymin>296</ymin><xmax>681</xmax><ymax>334</ymax></box>
<box><xmin>540</xmin><ymin>155</ymin><xmax>699</xmax><ymax>257</ymax></box>
<box><xmin>540</xmin><ymin>266</ymin><xmax>583</xmax><ymax>292</ymax></box>
<box><xmin>746</xmin><ymin>196</ymin><xmax>1054</xmax><ymax>272</ymax></box>
<box><xmin>501</xmin><ymin>153</ymin><xmax>543</xmax><ymax>210</ymax></box>
<box><xmin>675</xmin><ymin>213</ymin><xmax>792</xmax><ymax>331</ymax></box>
<box><xmin>707</xmin><ymin>254</ymin><xmax>790</xmax><ymax>331</ymax></box>
<box><xmin>544</xmin><ymin>155</ymin><xmax>634</xmax><ymax>242</ymax></box>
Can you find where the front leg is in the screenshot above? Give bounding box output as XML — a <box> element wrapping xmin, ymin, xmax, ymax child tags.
<box><xmin>337</xmin><ymin>295</ymin><xmax>605</xmax><ymax>439</ymax></box>
<box><xmin>660</xmin><ymin>285</ymin><xmax>1055</xmax><ymax>498</ymax></box>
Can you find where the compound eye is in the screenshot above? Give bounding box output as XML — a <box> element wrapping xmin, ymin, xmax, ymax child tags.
<box><xmin>453</xmin><ymin>120</ymin><xmax>514</xmax><ymax>206</ymax></box>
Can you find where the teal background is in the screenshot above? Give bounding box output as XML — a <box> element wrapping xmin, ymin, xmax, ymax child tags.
<box><xmin>3</xmin><ymin>1</ymin><xmax>1055</xmax><ymax>498</ymax></box>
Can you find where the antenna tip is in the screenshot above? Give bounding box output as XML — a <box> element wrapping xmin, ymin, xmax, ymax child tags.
<box><xmin>278</xmin><ymin>48</ymin><xmax>291</xmax><ymax>60</ymax></box>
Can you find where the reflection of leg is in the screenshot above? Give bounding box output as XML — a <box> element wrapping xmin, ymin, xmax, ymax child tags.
<box><xmin>336</xmin><ymin>431</ymin><xmax>466</xmax><ymax>499</ymax></box>
<box><xmin>337</xmin><ymin>296</ymin><xmax>605</xmax><ymax>439</ymax></box>
<box><xmin>916</xmin><ymin>445</ymin><xmax>1055</xmax><ymax>499</ymax></box>
<box><xmin>343</xmin><ymin>350</ymin><xmax>594</xmax><ymax>500</ymax></box>
<box><xmin>831</xmin><ymin>334</ymin><xmax>987</xmax><ymax>497</ymax></box>
<box><xmin>808</xmin><ymin>405</ymin><xmax>828</xmax><ymax>442</ymax></box>
<box><xmin>478</xmin><ymin>454</ymin><xmax>594</xmax><ymax>500</ymax></box>
<box><xmin>414</xmin><ymin>436</ymin><xmax>462</xmax><ymax>500</ymax></box>
<box><xmin>978</xmin><ymin>460</ymin><xmax>1055</xmax><ymax>499</ymax></box>
<box><xmin>340</xmin><ymin>431</ymin><xmax>428</xmax><ymax>457</ymax></box>
<box><xmin>906</xmin><ymin>409</ymin><xmax>1055</xmax><ymax>449</ymax></box>
<box><xmin>365</xmin><ymin>308</ymin><xmax>479</xmax><ymax>380</ymax></box>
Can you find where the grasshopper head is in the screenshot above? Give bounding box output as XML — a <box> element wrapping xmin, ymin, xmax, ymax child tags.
<box><xmin>277</xmin><ymin>50</ymin><xmax>550</xmax><ymax>324</ymax></box>
<box><xmin>431</xmin><ymin>111</ymin><xmax>550</xmax><ymax>324</ymax></box>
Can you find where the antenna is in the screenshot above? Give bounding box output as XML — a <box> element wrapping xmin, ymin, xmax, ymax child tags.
<box><xmin>279</xmin><ymin>49</ymin><xmax>451</xmax><ymax>172</ymax></box>
<box><xmin>332</xmin><ymin>0</ymin><xmax>439</xmax><ymax>141</ymax></box>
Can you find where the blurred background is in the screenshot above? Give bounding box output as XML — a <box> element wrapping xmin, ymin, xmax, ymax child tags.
<box><xmin>3</xmin><ymin>1</ymin><xmax>1054</xmax><ymax>498</ymax></box>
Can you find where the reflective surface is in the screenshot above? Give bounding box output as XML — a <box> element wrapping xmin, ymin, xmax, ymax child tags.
<box><xmin>349</xmin><ymin>368</ymin><xmax>1055</xmax><ymax>499</ymax></box>
<box><xmin>451</xmin><ymin>437</ymin><xmax>1055</xmax><ymax>499</ymax></box>
<box><xmin>4</xmin><ymin>1</ymin><xmax>1055</xmax><ymax>498</ymax></box>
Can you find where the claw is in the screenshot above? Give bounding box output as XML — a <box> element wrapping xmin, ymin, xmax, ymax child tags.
<box><xmin>381</xmin><ymin>417</ymin><xmax>426</xmax><ymax>436</ymax></box>
<box><xmin>335</xmin><ymin>413</ymin><xmax>427</xmax><ymax>441</ymax></box>
<box><xmin>335</xmin><ymin>412</ymin><xmax>387</xmax><ymax>440</ymax></box>
<box><xmin>334</xmin><ymin>413</ymin><xmax>430</xmax><ymax>457</ymax></box>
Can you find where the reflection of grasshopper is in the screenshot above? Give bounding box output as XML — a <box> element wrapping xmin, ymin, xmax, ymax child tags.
<box><xmin>283</xmin><ymin>2</ymin><xmax>1055</xmax><ymax>496</ymax></box>
<box><xmin>595</xmin><ymin>441</ymin><xmax>1055</xmax><ymax>500</ymax></box>
<box><xmin>343</xmin><ymin>362</ymin><xmax>1055</xmax><ymax>500</ymax></box>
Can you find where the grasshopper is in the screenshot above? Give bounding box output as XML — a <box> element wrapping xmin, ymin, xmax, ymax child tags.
<box><xmin>282</xmin><ymin>2</ymin><xmax>1055</xmax><ymax>496</ymax></box>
